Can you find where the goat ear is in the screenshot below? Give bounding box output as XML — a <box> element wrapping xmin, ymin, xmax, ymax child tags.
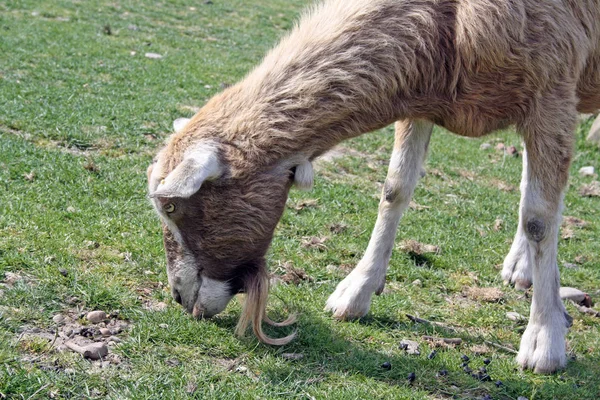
<box><xmin>173</xmin><ymin>118</ymin><xmax>191</xmax><ymax>133</ymax></box>
<box><xmin>293</xmin><ymin>160</ymin><xmax>313</xmax><ymax>190</ymax></box>
<box><xmin>151</xmin><ymin>145</ymin><xmax>222</xmax><ymax>199</ymax></box>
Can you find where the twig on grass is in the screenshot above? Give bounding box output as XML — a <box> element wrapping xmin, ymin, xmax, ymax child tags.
<box><xmin>570</xmin><ymin>300</ymin><xmax>600</xmax><ymax>317</ymax></box>
<box><xmin>484</xmin><ymin>340</ymin><xmax>518</xmax><ymax>355</ymax></box>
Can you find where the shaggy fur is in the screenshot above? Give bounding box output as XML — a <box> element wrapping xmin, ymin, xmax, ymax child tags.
<box><xmin>149</xmin><ymin>0</ymin><xmax>600</xmax><ymax>371</ymax></box>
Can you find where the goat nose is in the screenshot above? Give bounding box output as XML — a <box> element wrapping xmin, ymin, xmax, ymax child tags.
<box><xmin>192</xmin><ymin>304</ymin><xmax>206</xmax><ymax>318</ymax></box>
<box><xmin>172</xmin><ymin>289</ymin><xmax>183</xmax><ymax>305</ymax></box>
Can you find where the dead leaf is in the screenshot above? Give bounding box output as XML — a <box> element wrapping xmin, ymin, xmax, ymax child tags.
<box><xmin>562</xmin><ymin>216</ymin><xmax>588</xmax><ymax>228</ymax></box>
<box><xmin>291</xmin><ymin>199</ymin><xmax>319</xmax><ymax>211</ymax></box>
<box><xmin>301</xmin><ymin>236</ymin><xmax>328</xmax><ymax>250</ymax></box>
<box><xmin>279</xmin><ymin>262</ymin><xmax>313</xmax><ymax>285</ymax></box>
<box><xmin>493</xmin><ymin>218</ymin><xmax>503</xmax><ymax>231</ymax></box>
<box><xmin>397</xmin><ymin>239</ymin><xmax>441</xmax><ymax>255</ymax></box>
<box><xmin>470</xmin><ymin>344</ymin><xmax>491</xmax><ymax>355</ymax></box>
<box><xmin>458</xmin><ymin>170</ymin><xmax>476</xmax><ymax>181</ymax></box>
<box><xmin>489</xmin><ymin>179</ymin><xmax>516</xmax><ymax>192</ymax></box>
<box><xmin>329</xmin><ymin>223</ymin><xmax>348</xmax><ymax>234</ymax></box>
<box><xmin>464</xmin><ymin>287</ymin><xmax>504</xmax><ymax>302</ymax></box>
<box><xmin>23</xmin><ymin>171</ymin><xmax>35</xmax><ymax>181</ymax></box>
<box><xmin>579</xmin><ymin>181</ymin><xmax>600</xmax><ymax>197</ymax></box>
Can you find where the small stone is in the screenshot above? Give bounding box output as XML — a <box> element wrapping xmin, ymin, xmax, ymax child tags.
<box><xmin>381</xmin><ymin>361</ymin><xmax>391</xmax><ymax>370</ymax></box>
<box><xmin>101</xmin><ymin>361</ymin><xmax>111</xmax><ymax>368</ymax></box>
<box><xmin>579</xmin><ymin>166</ymin><xmax>595</xmax><ymax>176</ymax></box>
<box><xmin>65</xmin><ymin>342</ymin><xmax>108</xmax><ymax>360</ymax></box>
<box><xmin>480</xmin><ymin>143</ymin><xmax>492</xmax><ymax>150</ymax></box>
<box><xmin>58</xmin><ymin>268</ymin><xmax>68</xmax><ymax>277</ymax></box>
<box><xmin>412</xmin><ymin>279</ymin><xmax>422</xmax><ymax>287</ymax></box>
<box><xmin>64</xmin><ymin>329</ymin><xmax>74</xmax><ymax>338</ymax></box>
<box><xmin>145</xmin><ymin>52</ymin><xmax>163</xmax><ymax>59</ymax></box>
<box><xmin>108</xmin><ymin>336</ymin><xmax>121</xmax><ymax>343</ymax></box>
<box><xmin>99</xmin><ymin>328</ymin><xmax>111</xmax><ymax>336</ymax></box>
<box><xmin>64</xmin><ymin>368</ymin><xmax>76</xmax><ymax>375</ymax></box>
<box><xmin>66</xmin><ymin>206</ymin><xmax>76</xmax><ymax>213</ymax></box>
<box><xmin>428</xmin><ymin>350</ymin><xmax>437</xmax><ymax>360</ymax></box>
<box><xmin>559</xmin><ymin>287</ymin><xmax>587</xmax><ymax>304</ymax></box>
<box><xmin>159</xmin><ymin>323</ymin><xmax>169</xmax><ymax>329</ymax></box>
<box><xmin>52</xmin><ymin>314</ymin><xmax>65</xmax><ymax>324</ymax></box>
<box><xmin>506</xmin><ymin>311</ymin><xmax>526</xmax><ymax>321</ymax></box>
<box><xmin>86</xmin><ymin>310</ymin><xmax>107</xmax><ymax>323</ymax></box>
<box><xmin>407</xmin><ymin>372</ymin><xmax>416</xmax><ymax>383</ymax></box>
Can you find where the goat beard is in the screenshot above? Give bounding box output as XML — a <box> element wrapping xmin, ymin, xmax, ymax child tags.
<box><xmin>234</xmin><ymin>264</ymin><xmax>297</xmax><ymax>345</ymax></box>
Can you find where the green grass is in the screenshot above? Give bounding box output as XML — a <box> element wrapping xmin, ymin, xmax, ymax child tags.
<box><xmin>1</xmin><ymin>1</ymin><xmax>599</xmax><ymax>399</ymax></box>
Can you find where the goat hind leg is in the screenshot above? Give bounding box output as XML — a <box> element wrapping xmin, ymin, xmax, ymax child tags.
<box><xmin>501</xmin><ymin>148</ymin><xmax>534</xmax><ymax>290</ymax></box>
<box><xmin>325</xmin><ymin>119</ymin><xmax>433</xmax><ymax>320</ymax></box>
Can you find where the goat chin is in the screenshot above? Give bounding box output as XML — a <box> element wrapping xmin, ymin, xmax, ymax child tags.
<box><xmin>235</xmin><ymin>269</ymin><xmax>297</xmax><ymax>345</ymax></box>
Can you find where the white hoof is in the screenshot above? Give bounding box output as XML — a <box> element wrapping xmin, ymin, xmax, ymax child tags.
<box><xmin>502</xmin><ymin>241</ymin><xmax>532</xmax><ymax>290</ymax></box>
<box><xmin>324</xmin><ymin>273</ymin><xmax>375</xmax><ymax>320</ymax></box>
<box><xmin>517</xmin><ymin>315</ymin><xmax>568</xmax><ymax>373</ymax></box>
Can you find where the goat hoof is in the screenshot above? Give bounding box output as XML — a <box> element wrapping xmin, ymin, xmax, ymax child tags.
<box><xmin>325</xmin><ymin>273</ymin><xmax>373</xmax><ymax>320</ymax></box>
<box><xmin>517</xmin><ymin>318</ymin><xmax>568</xmax><ymax>374</ymax></box>
<box><xmin>502</xmin><ymin>247</ymin><xmax>532</xmax><ymax>290</ymax></box>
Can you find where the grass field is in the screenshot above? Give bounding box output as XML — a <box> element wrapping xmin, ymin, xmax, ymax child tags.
<box><xmin>1</xmin><ymin>1</ymin><xmax>600</xmax><ymax>399</ymax></box>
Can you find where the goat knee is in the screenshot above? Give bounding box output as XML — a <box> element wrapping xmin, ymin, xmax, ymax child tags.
<box><xmin>524</xmin><ymin>216</ymin><xmax>547</xmax><ymax>243</ymax></box>
<box><xmin>383</xmin><ymin>177</ymin><xmax>412</xmax><ymax>204</ymax></box>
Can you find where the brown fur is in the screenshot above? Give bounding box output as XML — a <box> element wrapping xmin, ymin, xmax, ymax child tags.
<box><xmin>150</xmin><ymin>0</ymin><xmax>600</xmax><ymax>345</ymax></box>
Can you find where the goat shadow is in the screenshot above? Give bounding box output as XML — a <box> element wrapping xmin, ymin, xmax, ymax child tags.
<box><xmin>209</xmin><ymin>306</ymin><xmax>600</xmax><ymax>400</ymax></box>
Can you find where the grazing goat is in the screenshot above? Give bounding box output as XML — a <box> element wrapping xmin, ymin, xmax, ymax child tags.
<box><xmin>148</xmin><ymin>0</ymin><xmax>600</xmax><ymax>373</ymax></box>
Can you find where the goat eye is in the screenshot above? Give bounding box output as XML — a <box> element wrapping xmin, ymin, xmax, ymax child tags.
<box><xmin>164</xmin><ymin>203</ymin><xmax>175</xmax><ymax>213</ymax></box>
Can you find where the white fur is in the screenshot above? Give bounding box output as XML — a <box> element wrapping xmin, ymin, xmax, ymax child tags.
<box><xmin>151</xmin><ymin>142</ymin><xmax>223</xmax><ymax>199</ymax></box>
<box><xmin>294</xmin><ymin>160</ymin><xmax>314</xmax><ymax>190</ymax></box>
<box><xmin>502</xmin><ymin>149</ymin><xmax>533</xmax><ymax>289</ymax></box>
<box><xmin>325</xmin><ymin>120</ymin><xmax>433</xmax><ymax>318</ymax></box>
<box><xmin>195</xmin><ymin>277</ymin><xmax>234</xmax><ymax>318</ymax></box>
<box><xmin>173</xmin><ymin>117</ymin><xmax>191</xmax><ymax>133</ymax></box>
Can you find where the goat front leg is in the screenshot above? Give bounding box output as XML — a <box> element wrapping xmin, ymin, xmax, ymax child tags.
<box><xmin>325</xmin><ymin>119</ymin><xmax>433</xmax><ymax>319</ymax></box>
<box><xmin>515</xmin><ymin>105</ymin><xmax>575</xmax><ymax>373</ymax></box>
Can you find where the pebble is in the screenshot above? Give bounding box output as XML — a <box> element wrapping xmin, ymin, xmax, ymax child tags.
<box><xmin>99</xmin><ymin>328</ymin><xmax>111</xmax><ymax>336</ymax></box>
<box><xmin>559</xmin><ymin>287</ymin><xmax>587</xmax><ymax>304</ymax></box>
<box><xmin>86</xmin><ymin>310</ymin><xmax>107</xmax><ymax>323</ymax></box>
<box><xmin>159</xmin><ymin>323</ymin><xmax>169</xmax><ymax>329</ymax></box>
<box><xmin>65</xmin><ymin>342</ymin><xmax>108</xmax><ymax>360</ymax></box>
<box><xmin>480</xmin><ymin>143</ymin><xmax>492</xmax><ymax>150</ymax></box>
<box><xmin>52</xmin><ymin>314</ymin><xmax>65</xmax><ymax>324</ymax></box>
<box><xmin>108</xmin><ymin>336</ymin><xmax>121</xmax><ymax>343</ymax></box>
<box><xmin>381</xmin><ymin>361</ymin><xmax>391</xmax><ymax>370</ymax></box>
<box><xmin>58</xmin><ymin>268</ymin><xmax>68</xmax><ymax>277</ymax></box>
<box><xmin>506</xmin><ymin>311</ymin><xmax>526</xmax><ymax>321</ymax></box>
<box><xmin>579</xmin><ymin>166</ymin><xmax>595</xmax><ymax>176</ymax></box>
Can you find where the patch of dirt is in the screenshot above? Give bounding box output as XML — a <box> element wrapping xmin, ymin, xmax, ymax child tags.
<box><xmin>14</xmin><ymin>310</ymin><xmax>129</xmax><ymax>366</ymax></box>
<box><xmin>561</xmin><ymin>216</ymin><xmax>589</xmax><ymax>240</ymax></box>
<box><xmin>329</xmin><ymin>223</ymin><xmax>348</xmax><ymax>234</ymax></box>
<box><xmin>397</xmin><ymin>239</ymin><xmax>441</xmax><ymax>255</ymax></box>
<box><xmin>488</xmin><ymin>178</ymin><xmax>516</xmax><ymax>192</ymax></box>
<box><xmin>464</xmin><ymin>287</ymin><xmax>504</xmax><ymax>303</ymax></box>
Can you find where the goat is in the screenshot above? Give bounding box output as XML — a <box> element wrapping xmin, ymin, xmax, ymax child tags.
<box><xmin>148</xmin><ymin>0</ymin><xmax>600</xmax><ymax>373</ymax></box>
